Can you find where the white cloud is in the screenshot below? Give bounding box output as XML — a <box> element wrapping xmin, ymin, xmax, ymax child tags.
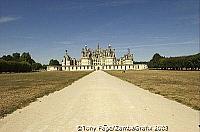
<box><xmin>12</xmin><ymin>36</ymin><xmax>33</xmax><ymax>39</ymax></box>
<box><xmin>54</xmin><ymin>41</ymin><xmax>74</xmax><ymax>45</ymax></box>
<box><xmin>95</xmin><ymin>0</ymin><xmax>147</xmax><ymax>8</ymax></box>
<box><xmin>115</xmin><ymin>41</ymin><xmax>198</xmax><ymax>50</ymax></box>
<box><xmin>148</xmin><ymin>36</ymin><xmax>169</xmax><ymax>39</ymax></box>
<box><xmin>49</xmin><ymin>0</ymin><xmax>147</xmax><ymax>11</ymax></box>
<box><xmin>175</xmin><ymin>15</ymin><xmax>199</xmax><ymax>25</ymax></box>
<box><xmin>0</xmin><ymin>16</ymin><xmax>20</xmax><ymax>24</ymax></box>
<box><xmin>96</xmin><ymin>0</ymin><xmax>134</xmax><ymax>7</ymax></box>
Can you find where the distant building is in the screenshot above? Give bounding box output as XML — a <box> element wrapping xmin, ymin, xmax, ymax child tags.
<box><xmin>47</xmin><ymin>44</ymin><xmax>148</xmax><ymax>71</ymax></box>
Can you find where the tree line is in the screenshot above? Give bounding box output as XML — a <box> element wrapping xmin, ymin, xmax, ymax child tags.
<box><xmin>0</xmin><ymin>52</ymin><xmax>46</xmax><ymax>73</ymax></box>
<box><xmin>49</xmin><ymin>59</ymin><xmax>60</xmax><ymax>66</ymax></box>
<box><xmin>148</xmin><ymin>53</ymin><xmax>200</xmax><ymax>70</ymax></box>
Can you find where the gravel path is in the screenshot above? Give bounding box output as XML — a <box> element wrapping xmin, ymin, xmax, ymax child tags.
<box><xmin>0</xmin><ymin>71</ymin><xmax>199</xmax><ymax>132</ymax></box>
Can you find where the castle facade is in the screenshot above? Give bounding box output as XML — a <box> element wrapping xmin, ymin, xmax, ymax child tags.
<box><xmin>47</xmin><ymin>44</ymin><xmax>148</xmax><ymax>71</ymax></box>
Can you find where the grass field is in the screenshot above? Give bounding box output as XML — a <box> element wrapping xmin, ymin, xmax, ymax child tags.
<box><xmin>106</xmin><ymin>70</ymin><xmax>200</xmax><ymax>110</ymax></box>
<box><xmin>0</xmin><ymin>71</ymin><xmax>91</xmax><ymax>118</ymax></box>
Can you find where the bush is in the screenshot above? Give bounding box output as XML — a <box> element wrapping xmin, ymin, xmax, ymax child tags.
<box><xmin>148</xmin><ymin>53</ymin><xmax>200</xmax><ymax>70</ymax></box>
<box><xmin>32</xmin><ymin>63</ymin><xmax>43</xmax><ymax>71</ymax></box>
<box><xmin>0</xmin><ymin>60</ymin><xmax>32</xmax><ymax>73</ymax></box>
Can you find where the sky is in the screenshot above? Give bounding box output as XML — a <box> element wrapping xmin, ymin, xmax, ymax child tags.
<box><xmin>0</xmin><ymin>0</ymin><xmax>199</xmax><ymax>64</ymax></box>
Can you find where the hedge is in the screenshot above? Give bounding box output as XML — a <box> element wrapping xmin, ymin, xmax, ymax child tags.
<box><xmin>0</xmin><ymin>60</ymin><xmax>32</xmax><ymax>73</ymax></box>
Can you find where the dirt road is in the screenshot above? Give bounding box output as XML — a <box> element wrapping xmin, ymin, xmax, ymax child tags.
<box><xmin>0</xmin><ymin>71</ymin><xmax>199</xmax><ymax>132</ymax></box>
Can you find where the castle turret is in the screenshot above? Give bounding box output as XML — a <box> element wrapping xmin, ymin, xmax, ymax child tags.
<box><xmin>62</xmin><ymin>50</ymin><xmax>71</xmax><ymax>66</ymax></box>
<box><xmin>123</xmin><ymin>48</ymin><xmax>134</xmax><ymax>65</ymax></box>
<box><xmin>81</xmin><ymin>45</ymin><xmax>92</xmax><ymax>65</ymax></box>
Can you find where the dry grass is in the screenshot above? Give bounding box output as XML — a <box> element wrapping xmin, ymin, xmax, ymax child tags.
<box><xmin>0</xmin><ymin>71</ymin><xmax>91</xmax><ymax>118</ymax></box>
<box><xmin>106</xmin><ymin>70</ymin><xmax>200</xmax><ymax>110</ymax></box>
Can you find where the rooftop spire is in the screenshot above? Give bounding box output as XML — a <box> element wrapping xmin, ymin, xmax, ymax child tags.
<box><xmin>128</xmin><ymin>48</ymin><xmax>130</xmax><ymax>54</ymax></box>
<box><xmin>108</xmin><ymin>44</ymin><xmax>111</xmax><ymax>48</ymax></box>
<box><xmin>97</xmin><ymin>43</ymin><xmax>100</xmax><ymax>49</ymax></box>
<box><xmin>65</xmin><ymin>50</ymin><xmax>68</xmax><ymax>55</ymax></box>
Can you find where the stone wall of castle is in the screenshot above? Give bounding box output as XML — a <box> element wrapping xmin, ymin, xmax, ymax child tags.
<box><xmin>47</xmin><ymin>44</ymin><xmax>148</xmax><ymax>71</ymax></box>
<box><xmin>47</xmin><ymin>64</ymin><xmax>148</xmax><ymax>71</ymax></box>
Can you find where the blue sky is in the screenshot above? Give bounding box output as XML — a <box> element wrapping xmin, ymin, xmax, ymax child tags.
<box><xmin>0</xmin><ymin>0</ymin><xmax>199</xmax><ymax>64</ymax></box>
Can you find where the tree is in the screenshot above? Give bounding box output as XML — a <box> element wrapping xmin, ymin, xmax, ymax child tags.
<box><xmin>30</xmin><ymin>59</ymin><xmax>36</xmax><ymax>64</ymax></box>
<box><xmin>20</xmin><ymin>52</ymin><xmax>33</xmax><ymax>64</ymax></box>
<box><xmin>152</xmin><ymin>53</ymin><xmax>162</xmax><ymax>61</ymax></box>
<box><xmin>1</xmin><ymin>55</ymin><xmax>7</xmax><ymax>60</ymax></box>
<box><xmin>12</xmin><ymin>53</ymin><xmax>20</xmax><ymax>61</ymax></box>
<box><xmin>148</xmin><ymin>53</ymin><xmax>163</xmax><ymax>68</ymax></box>
<box><xmin>32</xmin><ymin>63</ymin><xmax>43</xmax><ymax>71</ymax></box>
<box><xmin>0</xmin><ymin>60</ymin><xmax>31</xmax><ymax>73</ymax></box>
<box><xmin>1</xmin><ymin>55</ymin><xmax>13</xmax><ymax>61</ymax></box>
<box><xmin>148</xmin><ymin>53</ymin><xmax>200</xmax><ymax>70</ymax></box>
<box><xmin>0</xmin><ymin>52</ymin><xmax>44</xmax><ymax>72</ymax></box>
<box><xmin>49</xmin><ymin>59</ymin><xmax>60</xmax><ymax>66</ymax></box>
<box><xmin>42</xmin><ymin>64</ymin><xmax>47</xmax><ymax>70</ymax></box>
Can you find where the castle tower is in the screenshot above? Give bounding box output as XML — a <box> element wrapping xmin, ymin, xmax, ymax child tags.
<box><xmin>123</xmin><ymin>48</ymin><xmax>134</xmax><ymax>65</ymax></box>
<box><xmin>62</xmin><ymin>50</ymin><xmax>71</xmax><ymax>66</ymax></box>
<box><xmin>97</xmin><ymin>43</ymin><xmax>100</xmax><ymax>50</ymax></box>
<box><xmin>81</xmin><ymin>45</ymin><xmax>92</xmax><ymax>66</ymax></box>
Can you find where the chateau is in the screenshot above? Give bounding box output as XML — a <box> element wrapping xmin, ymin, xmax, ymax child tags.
<box><xmin>47</xmin><ymin>44</ymin><xmax>148</xmax><ymax>71</ymax></box>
